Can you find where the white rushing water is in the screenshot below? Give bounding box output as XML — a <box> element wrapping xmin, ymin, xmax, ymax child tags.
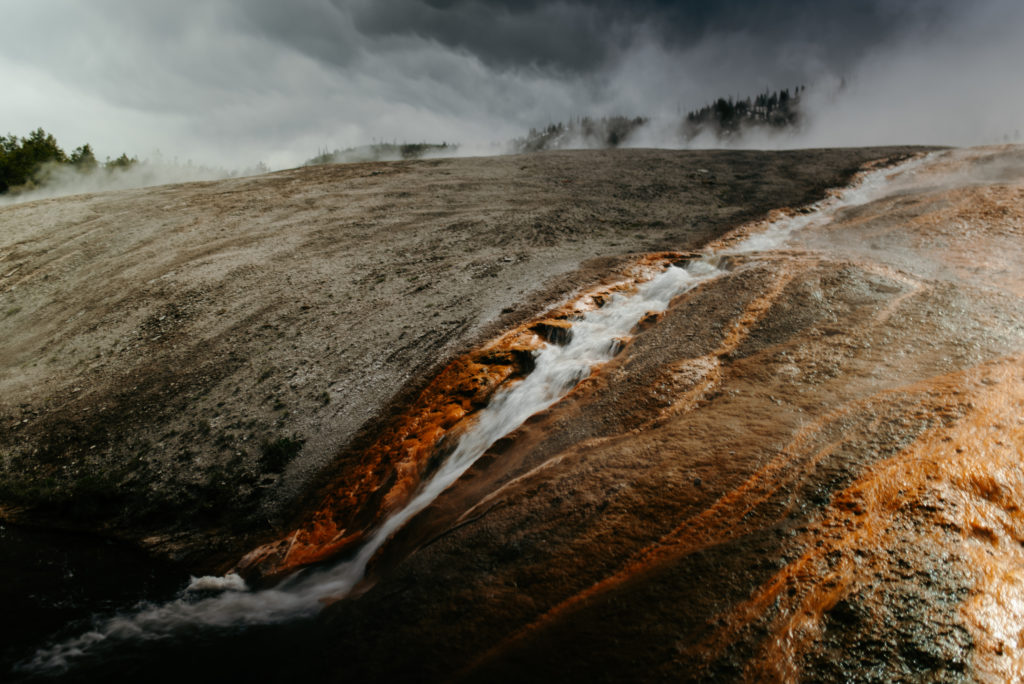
<box><xmin>22</xmin><ymin>262</ymin><xmax>723</xmax><ymax>675</ymax></box>
<box><xmin>19</xmin><ymin>155</ymin><xmax>927</xmax><ymax>675</ymax></box>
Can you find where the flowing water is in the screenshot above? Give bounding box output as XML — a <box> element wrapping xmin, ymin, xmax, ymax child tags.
<box><xmin>13</xmin><ymin>156</ymin><xmax>927</xmax><ymax>679</ymax></box>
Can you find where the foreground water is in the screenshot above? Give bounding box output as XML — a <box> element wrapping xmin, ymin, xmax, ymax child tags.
<box><xmin>13</xmin><ymin>156</ymin><xmax>924</xmax><ymax>680</ymax></box>
<box><xmin>0</xmin><ymin>524</ymin><xmax>185</xmax><ymax>676</ymax></box>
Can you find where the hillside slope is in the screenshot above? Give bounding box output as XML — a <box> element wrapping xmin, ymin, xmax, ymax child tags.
<box><xmin>0</xmin><ymin>148</ymin><xmax>921</xmax><ymax>568</ymax></box>
<box><xmin>318</xmin><ymin>146</ymin><xmax>1024</xmax><ymax>682</ymax></box>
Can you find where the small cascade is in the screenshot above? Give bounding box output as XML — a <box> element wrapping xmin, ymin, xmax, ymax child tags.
<box><xmin>21</xmin><ymin>260</ymin><xmax>723</xmax><ymax>676</ymax></box>
<box><xmin>16</xmin><ymin>155</ymin><xmax>927</xmax><ymax>677</ymax></box>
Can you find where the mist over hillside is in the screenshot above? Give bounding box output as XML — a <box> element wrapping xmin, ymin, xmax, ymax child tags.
<box><xmin>511</xmin><ymin>86</ymin><xmax>807</xmax><ymax>152</ymax></box>
<box><xmin>304</xmin><ymin>141</ymin><xmax>458</xmax><ymax>165</ymax></box>
<box><xmin>2</xmin><ymin>1</ymin><xmax>1021</xmax><ymax>175</ymax></box>
<box><xmin>0</xmin><ymin>128</ymin><xmax>265</xmax><ymax>204</ymax></box>
<box><xmin>4</xmin><ymin>83</ymin><xmax>812</xmax><ymax>201</ymax></box>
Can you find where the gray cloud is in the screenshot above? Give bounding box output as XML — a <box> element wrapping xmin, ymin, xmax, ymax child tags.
<box><xmin>0</xmin><ymin>0</ymin><xmax>1019</xmax><ymax>174</ymax></box>
<box><xmin>347</xmin><ymin>0</ymin><xmax>954</xmax><ymax>75</ymax></box>
<box><xmin>349</xmin><ymin>0</ymin><xmax>618</xmax><ymax>73</ymax></box>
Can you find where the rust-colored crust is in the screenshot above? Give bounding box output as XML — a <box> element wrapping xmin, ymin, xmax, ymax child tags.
<box><xmin>234</xmin><ymin>252</ymin><xmax>698</xmax><ymax>582</ymax></box>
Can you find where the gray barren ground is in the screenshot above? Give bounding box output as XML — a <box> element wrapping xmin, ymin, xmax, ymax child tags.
<box><xmin>0</xmin><ymin>147</ymin><xmax>924</xmax><ymax>571</ymax></box>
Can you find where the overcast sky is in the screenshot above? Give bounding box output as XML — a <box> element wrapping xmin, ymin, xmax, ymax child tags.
<box><xmin>2</xmin><ymin>0</ymin><xmax>1022</xmax><ymax>169</ymax></box>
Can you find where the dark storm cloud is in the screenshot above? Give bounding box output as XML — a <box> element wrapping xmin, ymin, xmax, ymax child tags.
<box><xmin>239</xmin><ymin>1</ymin><xmax>361</xmax><ymax>70</ymax></box>
<box><xmin>344</xmin><ymin>0</ymin><xmax>953</xmax><ymax>75</ymax></box>
<box><xmin>1</xmin><ymin>0</ymin><xmax>1020</xmax><ymax>180</ymax></box>
<box><xmin>347</xmin><ymin>0</ymin><xmax>616</xmax><ymax>72</ymax></box>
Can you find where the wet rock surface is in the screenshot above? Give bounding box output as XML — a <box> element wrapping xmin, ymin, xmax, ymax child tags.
<box><xmin>0</xmin><ymin>147</ymin><xmax>915</xmax><ymax>568</ymax></box>
<box><xmin>0</xmin><ymin>522</ymin><xmax>186</xmax><ymax>677</ymax></box>
<box><xmin>303</xmin><ymin>147</ymin><xmax>1024</xmax><ymax>682</ymax></box>
<box><xmin>13</xmin><ymin>145</ymin><xmax>1013</xmax><ymax>681</ymax></box>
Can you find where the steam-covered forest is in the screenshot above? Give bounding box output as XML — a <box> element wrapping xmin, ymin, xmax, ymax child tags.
<box><xmin>512</xmin><ymin>116</ymin><xmax>650</xmax><ymax>153</ymax></box>
<box><xmin>306</xmin><ymin>86</ymin><xmax>806</xmax><ymax>163</ymax></box>
<box><xmin>0</xmin><ymin>128</ymin><xmax>136</xmax><ymax>194</ymax></box>
<box><xmin>301</xmin><ymin>86</ymin><xmax>807</xmax><ymax>164</ymax></box>
<box><xmin>304</xmin><ymin>141</ymin><xmax>456</xmax><ymax>165</ymax></box>
<box><xmin>683</xmin><ymin>86</ymin><xmax>803</xmax><ymax>137</ymax></box>
<box><xmin>512</xmin><ymin>86</ymin><xmax>804</xmax><ymax>152</ymax></box>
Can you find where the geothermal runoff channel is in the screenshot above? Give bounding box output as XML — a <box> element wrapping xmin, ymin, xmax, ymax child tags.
<box><xmin>17</xmin><ymin>156</ymin><xmax>926</xmax><ymax>677</ymax></box>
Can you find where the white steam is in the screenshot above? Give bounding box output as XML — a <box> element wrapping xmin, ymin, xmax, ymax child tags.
<box><xmin>183</xmin><ymin>573</ymin><xmax>248</xmax><ymax>594</ymax></box>
<box><xmin>1</xmin><ymin>1</ymin><xmax>1021</xmax><ymax>175</ymax></box>
<box><xmin>0</xmin><ymin>159</ymin><xmax>269</xmax><ymax>206</ymax></box>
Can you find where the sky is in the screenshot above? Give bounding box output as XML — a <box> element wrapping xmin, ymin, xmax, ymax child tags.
<box><xmin>1</xmin><ymin>0</ymin><xmax>1023</xmax><ymax>170</ymax></box>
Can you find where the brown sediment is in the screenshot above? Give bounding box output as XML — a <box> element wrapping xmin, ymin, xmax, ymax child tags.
<box><xmin>234</xmin><ymin>332</ymin><xmax>543</xmax><ymax>581</ymax></box>
<box><xmin>309</xmin><ymin>145</ymin><xmax>1024</xmax><ymax>683</ymax></box>
<box><xmin>683</xmin><ymin>364</ymin><xmax>983</xmax><ymax>680</ymax></box>
<box><xmin>3</xmin><ymin>147</ymin><xmax>958</xmax><ymax>674</ymax></box>
<box><xmin>565</xmin><ymin>150</ymin><xmax>1023</xmax><ymax>679</ymax></box>
<box><xmin>1</xmin><ymin>147</ymin><xmax>915</xmax><ymax>577</ymax></box>
<box><xmin>234</xmin><ymin>252</ymin><xmax>697</xmax><ymax>582</ymax></box>
<box><xmin>939</xmin><ymin>367</ymin><xmax>1024</xmax><ymax>681</ymax></box>
<box><xmin>458</xmin><ymin>261</ymin><xmax>805</xmax><ymax>674</ymax></box>
<box><xmin>529</xmin><ymin>319</ymin><xmax>574</xmax><ymax>345</ymax></box>
<box><xmin>709</xmin><ymin>150</ymin><xmax>1024</xmax><ymax>681</ymax></box>
<box><xmin>682</xmin><ymin>355</ymin><xmax>1024</xmax><ymax>682</ymax></box>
